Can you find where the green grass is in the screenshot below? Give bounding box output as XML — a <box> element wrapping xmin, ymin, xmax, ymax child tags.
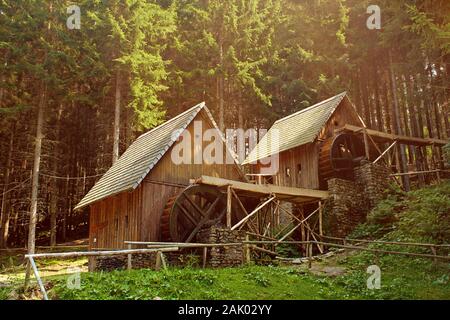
<box><xmin>332</xmin><ymin>252</ymin><xmax>450</xmax><ymax>299</ymax></box>
<box><xmin>48</xmin><ymin>265</ymin><xmax>351</xmax><ymax>300</ymax></box>
<box><xmin>1</xmin><ymin>248</ymin><xmax>449</xmax><ymax>300</ymax></box>
<box><xmin>39</xmin><ymin>253</ymin><xmax>449</xmax><ymax>300</ymax></box>
<box><xmin>1</xmin><ymin>242</ymin><xmax>449</xmax><ymax>300</ymax></box>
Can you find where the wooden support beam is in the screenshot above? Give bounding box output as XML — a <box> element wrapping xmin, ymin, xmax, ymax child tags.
<box><xmin>160</xmin><ymin>252</ymin><xmax>167</xmax><ymax>269</ymax></box>
<box><xmin>363</xmin><ymin>128</ymin><xmax>370</xmax><ymax>160</ymax></box>
<box><xmin>155</xmin><ymin>251</ymin><xmax>162</xmax><ymax>270</ymax></box>
<box><xmin>25</xmin><ymin>247</ymin><xmax>179</xmax><ymax>259</ymax></box>
<box><xmin>127</xmin><ymin>243</ymin><xmax>132</xmax><ymax>270</ymax></box>
<box><xmin>336</xmin><ymin>124</ymin><xmax>448</xmax><ymax>146</ymax></box>
<box><xmin>374</xmin><ymin>141</ymin><xmax>397</xmax><ymax>164</ymax></box>
<box><xmin>226</xmin><ymin>185</ymin><xmax>232</xmax><ymax>228</ymax></box>
<box><xmin>202</xmin><ymin>247</ymin><xmax>208</xmax><ymax>268</ymax></box>
<box><xmin>278</xmin><ymin>207</ymin><xmax>320</xmax><ymax>242</ymax></box>
<box><xmin>28</xmin><ymin>257</ymin><xmax>48</xmax><ymax>300</ymax></box>
<box><xmin>244</xmin><ymin>235</ymin><xmax>251</xmax><ymax>264</ymax></box>
<box><xmin>196</xmin><ymin>176</ymin><xmax>329</xmax><ymax>203</ymax></box>
<box><xmin>318</xmin><ymin>202</ymin><xmax>323</xmax><ymax>253</ymax></box>
<box><xmin>230</xmin><ymin>188</ymin><xmax>258</xmax><ymax>233</ymax></box>
<box><xmin>231</xmin><ymin>196</ymin><xmax>276</xmax><ymax>231</ymax></box>
<box><xmin>390</xmin><ymin>169</ymin><xmax>449</xmax><ymax>177</ymax></box>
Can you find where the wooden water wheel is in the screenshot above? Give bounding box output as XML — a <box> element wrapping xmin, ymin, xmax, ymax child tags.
<box><xmin>319</xmin><ymin>133</ymin><xmax>365</xmax><ymax>182</ymax></box>
<box><xmin>160</xmin><ymin>184</ymin><xmax>228</xmax><ymax>242</ymax></box>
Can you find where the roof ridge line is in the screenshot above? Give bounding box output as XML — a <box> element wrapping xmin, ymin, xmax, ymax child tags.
<box><xmin>274</xmin><ymin>91</ymin><xmax>347</xmax><ymax>124</ymax></box>
<box><xmin>131</xmin><ymin>103</ymin><xmax>205</xmax><ymax>190</ymax></box>
<box><xmin>137</xmin><ymin>102</ymin><xmax>205</xmax><ymax>140</ymax></box>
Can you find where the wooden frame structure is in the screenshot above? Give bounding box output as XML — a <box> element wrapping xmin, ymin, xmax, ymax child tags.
<box><xmin>335</xmin><ymin>124</ymin><xmax>449</xmax><ymax>187</ymax></box>
<box><xmin>194</xmin><ymin>175</ymin><xmax>328</xmax><ymax>254</ymax></box>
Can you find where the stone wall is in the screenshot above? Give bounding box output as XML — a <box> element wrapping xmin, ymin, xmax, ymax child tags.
<box><xmin>197</xmin><ymin>227</ymin><xmax>246</xmax><ymax>268</ymax></box>
<box><xmin>279</xmin><ymin>201</ymin><xmax>293</xmax><ymax>225</ymax></box>
<box><xmin>327</xmin><ymin>161</ymin><xmax>389</xmax><ymax>237</ymax></box>
<box><xmin>355</xmin><ymin>160</ymin><xmax>390</xmax><ymax>208</ymax></box>
<box><xmin>92</xmin><ymin>252</ymin><xmax>157</xmax><ymax>271</ymax></box>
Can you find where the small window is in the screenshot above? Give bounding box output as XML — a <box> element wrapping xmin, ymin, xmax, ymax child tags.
<box><xmin>285</xmin><ymin>167</ymin><xmax>291</xmax><ymax>177</ymax></box>
<box><xmin>297</xmin><ymin>164</ymin><xmax>302</xmax><ymax>176</ymax></box>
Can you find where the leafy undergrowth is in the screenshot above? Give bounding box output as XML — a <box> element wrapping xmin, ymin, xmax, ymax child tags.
<box><xmin>37</xmin><ymin>254</ymin><xmax>449</xmax><ymax>300</ymax></box>
<box><xmin>329</xmin><ymin>252</ymin><xmax>450</xmax><ymax>299</ymax></box>
<box><xmin>351</xmin><ymin>181</ymin><xmax>450</xmax><ymax>245</ymax></box>
<box><xmin>48</xmin><ymin>265</ymin><xmax>351</xmax><ymax>300</ymax></box>
<box><xmin>0</xmin><ymin>252</ymin><xmax>448</xmax><ymax>300</ymax></box>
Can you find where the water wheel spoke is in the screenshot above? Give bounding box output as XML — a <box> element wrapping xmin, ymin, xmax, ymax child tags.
<box><xmin>182</xmin><ymin>192</ymin><xmax>207</xmax><ymax>218</ymax></box>
<box><xmin>174</xmin><ymin>201</ymin><xmax>198</xmax><ymax>227</ymax></box>
<box><xmin>185</xmin><ymin>197</ymin><xmax>221</xmax><ymax>243</ymax></box>
<box><xmin>208</xmin><ymin>207</ymin><xmax>226</xmax><ymax>226</ymax></box>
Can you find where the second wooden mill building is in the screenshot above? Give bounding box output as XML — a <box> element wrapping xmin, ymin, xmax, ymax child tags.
<box><xmin>243</xmin><ymin>92</ymin><xmax>367</xmax><ymax>190</ymax></box>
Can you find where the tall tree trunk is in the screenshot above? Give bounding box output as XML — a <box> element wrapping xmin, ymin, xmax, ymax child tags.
<box><xmin>50</xmin><ymin>105</ymin><xmax>63</xmax><ymax>247</ymax></box>
<box><xmin>374</xmin><ymin>69</ymin><xmax>383</xmax><ymax>131</ymax></box>
<box><xmin>218</xmin><ymin>35</ymin><xmax>225</xmax><ymax>132</ymax></box>
<box><xmin>25</xmin><ymin>84</ymin><xmax>46</xmax><ymax>287</ymax></box>
<box><xmin>112</xmin><ymin>70</ymin><xmax>121</xmax><ymax>164</ymax></box>
<box><xmin>382</xmin><ymin>74</ymin><xmax>392</xmax><ymax>133</ymax></box>
<box><xmin>0</xmin><ymin>127</ymin><xmax>14</xmax><ymax>248</ymax></box>
<box><xmin>389</xmin><ymin>54</ymin><xmax>410</xmax><ymax>191</ymax></box>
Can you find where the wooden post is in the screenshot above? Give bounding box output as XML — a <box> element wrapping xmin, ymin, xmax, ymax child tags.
<box><xmin>307</xmin><ymin>239</ymin><xmax>312</xmax><ymax>269</ymax></box>
<box><xmin>28</xmin><ymin>257</ymin><xmax>48</xmax><ymax>300</ymax></box>
<box><xmin>244</xmin><ymin>235</ymin><xmax>251</xmax><ymax>264</ymax></box>
<box><xmin>430</xmin><ymin>245</ymin><xmax>437</xmax><ymax>263</ymax></box>
<box><xmin>226</xmin><ymin>185</ymin><xmax>232</xmax><ymax>228</ymax></box>
<box><xmin>202</xmin><ymin>247</ymin><xmax>208</xmax><ymax>268</ymax></box>
<box><xmin>127</xmin><ymin>243</ymin><xmax>132</xmax><ymax>270</ymax></box>
<box><xmin>318</xmin><ymin>201</ymin><xmax>323</xmax><ymax>252</ymax></box>
<box><xmin>160</xmin><ymin>252</ymin><xmax>167</xmax><ymax>270</ymax></box>
<box><xmin>155</xmin><ymin>251</ymin><xmax>162</xmax><ymax>271</ymax></box>
<box><xmin>305</xmin><ymin>229</ymin><xmax>310</xmax><ymax>260</ymax></box>
<box><xmin>363</xmin><ymin>128</ymin><xmax>370</xmax><ymax>160</ymax></box>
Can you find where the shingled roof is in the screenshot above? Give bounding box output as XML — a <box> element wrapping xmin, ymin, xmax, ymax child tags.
<box><xmin>75</xmin><ymin>102</ymin><xmax>233</xmax><ymax>210</ymax></box>
<box><xmin>243</xmin><ymin>92</ymin><xmax>348</xmax><ymax>164</ymax></box>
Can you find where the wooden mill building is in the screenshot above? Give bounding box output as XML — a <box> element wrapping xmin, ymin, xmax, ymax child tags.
<box><xmin>75</xmin><ymin>103</ymin><xmax>245</xmax><ymax>249</ymax></box>
<box><xmin>243</xmin><ymin>92</ymin><xmax>366</xmax><ymax>189</ymax></box>
<box><xmin>243</xmin><ymin>91</ymin><xmax>448</xmax><ymax>190</ymax></box>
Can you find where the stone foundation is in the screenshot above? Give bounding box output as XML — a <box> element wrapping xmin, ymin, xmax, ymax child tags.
<box><xmin>327</xmin><ymin>161</ymin><xmax>389</xmax><ymax>237</ymax></box>
<box><xmin>197</xmin><ymin>227</ymin><xmax>246</xmax><ymax>268</ymax></box>
<box><xmin>92</xmin><ymin>252</ymin><xmax>157</xmax><ymax>271</ymax></box>
<box><xmin>91</xmin><ymin>227</ymin><xmax>246</xmax><ymax>271</ymax></box>
<box><xmin>355</xmin><ymin>160</ymin><xmax>390</xmax><ymax>208</ymax></box>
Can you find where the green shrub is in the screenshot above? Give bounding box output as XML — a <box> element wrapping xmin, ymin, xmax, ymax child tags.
<box><xmin>443</xmin><ymin>142</ymin><xmax>450</xmax><ymax>165</ymax></box>
<box><xmin>351</xmin><ymin>181</ymin><xmax>450</xmax><ymax>244</ymax></box>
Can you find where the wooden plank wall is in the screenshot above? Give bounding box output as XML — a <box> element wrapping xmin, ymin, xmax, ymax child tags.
<box><xmin>273</xmin><ymin>143</ymin><xmax>320</xmax><ymax>189</ymax></box>
<box><xmin>89</xmin><ymin>185</ymin><xmax>143</xmax><ymax>249</ymax></box>
<box><xmin>140</xmin><ymin>183</ymin><xmax>183</xmax><ymax>242</ymax></box>
<box><xmin>148</xmin><ymin>110</ymin><xmax>244</xmax><ymax>185</ymax></box>
<box><xmin>89</xmin><ymin>108</ymin><xmax>246</xmax><ymax>248</ymax></box>
<box><xmin>250</xmin><ymin>98</ymin><xmax>365</xmax><ymax>191</ymax></box>
<box><xmin>319</xmin><ymin>99</ymin><xmax>365</xmax><ymax>140</ymax></box>
<box><xmin>140</xmin><ymin>110</ymin><xmax>245</xmax><ymax>241</ymax></box>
